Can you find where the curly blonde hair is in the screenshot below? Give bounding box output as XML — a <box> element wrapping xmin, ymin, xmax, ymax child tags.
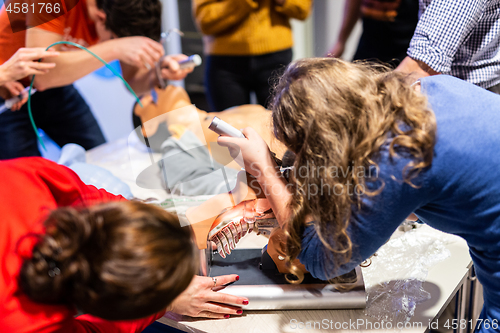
<box><xmin>271</xmin><ymin>58</ymin><xmax>436</xmax><ymax>279</ymax></box>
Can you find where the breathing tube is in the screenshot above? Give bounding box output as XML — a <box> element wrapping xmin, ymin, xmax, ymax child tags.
<box><xmin>28</xmin><ymin>41</ymin><xmax>143</xmax><ymax>150</ymax></box>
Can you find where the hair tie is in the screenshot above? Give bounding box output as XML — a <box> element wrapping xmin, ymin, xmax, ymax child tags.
<box><xmin>47</xmin><ymin>261</ymin><xmax>61</xmax><ymax>278</ymax></box>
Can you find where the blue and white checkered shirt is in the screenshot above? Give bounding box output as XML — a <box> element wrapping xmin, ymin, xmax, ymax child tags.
<box><xmin>408</xmin><ymin>0</ymin><xmax>500</xmax><ymax>88</ymax></box>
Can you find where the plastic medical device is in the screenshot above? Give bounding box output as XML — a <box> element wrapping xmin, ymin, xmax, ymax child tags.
<box><xmin>0</xmin><ymin>87</ymin><xmax>37</xmax><ymax>114</ymax></box>
<box><xmin>178</xmin><ymin>54</ymin><xmax>202</xmax><ymax>69</ymax></box>
<box><xmin>156</xmin><ymin>54</ymin><xmax>202</xmax><ymax>89</ymax></box>
<box><xmin>209</xmin><ymin>117</ymin><xmax>245</xmax><ymax>138</ymax></box>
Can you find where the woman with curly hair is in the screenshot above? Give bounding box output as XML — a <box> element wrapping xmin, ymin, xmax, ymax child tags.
<box><xmin>218</xmin><ymin>58</ymin><xmax>500</xmax><ymax>333</ymax></box>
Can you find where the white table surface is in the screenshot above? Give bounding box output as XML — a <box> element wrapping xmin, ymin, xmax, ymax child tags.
<box><xmin>156</xmin><ymin>227</ymin><xmax>470</xmax><ymax>333</ymax></box>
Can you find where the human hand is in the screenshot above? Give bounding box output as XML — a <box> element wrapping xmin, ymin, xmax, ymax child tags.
<box><xmin>217</xmin><ymin>127</ymin><xmax>275</xmax><ymax>178</ymax></box>
<box><xmin>327</xmin><ymin>41</ymin><xmax>345</xmax><ymax>58</ymax></box>
<box><xmin>395</xmin><ymin>56</ymin><xmax>439</xmax><ymax>78</ymax></box>
<box><xmin>159</xmin><ymin>54</ymin><xmax>194</xmax><ymax>81</ymax></box>
<box><xmin>166</xmin><ymin>274</ymin><xmax>248</xmax><ymax>319</ymax></box>
<box><xmin>0</xmin><ymin>81</ymin><xmax>28</xmax><ymax>111</ymax></box>
<box><xmin>0</xmin><ymin>47</ymin><xmax>59</xmax><ymax>83</ymax></box>
<box><xmin>116</xmin><ymin>36</ymin><xmax>164</xmax><ymax>70</ymax></box>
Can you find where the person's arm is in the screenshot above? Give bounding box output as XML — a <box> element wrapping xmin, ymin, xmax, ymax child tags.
<box><xmin>60</xmin><ymin>276</ymin><xmax>247</xmax><ymax>331</ymax></box>
<box><xmin>71</xmin><ymin>311</ymin><xmax>165</xmax><ymax>333</ymax></box>
<box><xmin>193</xmin><ymin>0</ymin><xmax>258</xmax><ymax>36</ymax></box>
<box><xmin>402</xmin><ymin>0</ymin><xmax>486</xmax><ymax>76</ymax></box>
<box><xmin>297</xmin><ymin>147</ymin><xmax>432</xmax><ymax>280</ymax></box>
<box><xmin>273</xmin><ymin>0</ymin><xmax>313</xmax><ymax>21</ymax></box>
<box><xmin>28</xmin><ymin>157</ymin><xmax>128</xmax><ymax>206</ymax></box>
<box><xmin>25</xmin><ymin>28</ymin><xmax>164</xmax><ymax>91</ymax></box>
<box><xmin>0</xmin><ymin>47</ymin><xmax>59</xmax><ymax>86</ymax></box>
<box><xmin>120</xmin><ymin>54</ymin><xmax>193</xmax><ymax>96</ymax></box>
<box><xmin>395</xmin><ymin>56</ymin><xmax>439</xmax><ymax>82</ymax></box>
<box><xmin>166</xmin><ymin>274</ymin><xmax>248</xmax><ymax>318</ymax></box>
<box><xmin>0</xmin><ymin>48</ymin><xmax>59</xmax><ymax>110</ymax></box>
<box><xmin>327</xmin><ymin>0</ymin><xmax>362</xmax><ymax>58</ymax></box>
<box><xmin>218</xmin><ymin>131</ymin><xmax>433</xmax><ymax>280</ymax></box>
<box><xmin>217</xmin><ymin>127</ymin><xmax>293</xmax><ymax>228</ymax></box>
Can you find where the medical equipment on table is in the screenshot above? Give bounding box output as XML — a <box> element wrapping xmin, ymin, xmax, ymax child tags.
<box><xmin>209</xmin><ymin>116</ymin><xmax>246</xmax><ymax>138</ymax></box>
<box><xmin>0</xmin><ymin>87</ymin><xmax>36</xmax><ymax>114</ymax></box>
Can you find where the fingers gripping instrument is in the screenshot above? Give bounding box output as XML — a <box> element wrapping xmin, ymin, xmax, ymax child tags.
<box><xmin>209</xmin><ymin>117</ymin><xmax>246</xmax><ymax>138</ymax></box>
<box><xmin>0</xmin><ymin>87</ymin><xmax>36</xmax><ymax>114</ymax></box>
<box><xmin>208</xmin><ymin>117</ymin><xmax>284</xmax><ymax>167</ymax></box>
<box><xmin>156</xmin><ymin>54</ymin><xmax>202</xmax><ymax>89</ymax></box>
<box><xmin>178</xmin><ymin>54</ymin><xmax>202</xmax><ymax>70</ymax></box>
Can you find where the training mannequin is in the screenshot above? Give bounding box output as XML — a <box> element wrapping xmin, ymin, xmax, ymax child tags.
<box><xmin>133</xmin><ymin>85</ymin><xmax>287</xmax><ymax>166</ymax></box>
<box><xmin>133</xmin><ymin>86</ymin><xmax>304</xmax><ymax>279</ymax></box>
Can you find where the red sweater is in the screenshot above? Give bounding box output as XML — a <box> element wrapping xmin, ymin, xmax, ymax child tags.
<box><xmin>0</xmin><ymin>157</ymin><xmax>165</xmax><ymax>332</ymax></box>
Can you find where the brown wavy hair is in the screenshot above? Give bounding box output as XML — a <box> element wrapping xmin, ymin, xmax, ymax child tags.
<box><xmin>271</xmin><ymin>58</ymin><xmax>436</xmax><ymax>278</ymax></box>
<box><xmin>96</xmin><ymin>0</ymin><xmax>162</xmax><ymax>41</ymax></box>
<box><xmin>19</xmin><ymin>201</ymin><xmax>197</xmax><ymax>320</ymax></box>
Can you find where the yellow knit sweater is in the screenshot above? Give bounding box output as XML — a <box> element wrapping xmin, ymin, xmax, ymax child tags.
<box><xmin>193</xmin><ymin>0</ymin><xmax>312</xmax><ymax>56</ymax></box>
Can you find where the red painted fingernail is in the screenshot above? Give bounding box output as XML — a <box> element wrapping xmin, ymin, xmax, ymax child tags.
<box><xmin>235</xmin><ymin>276</ymin><xmax>240</xmax><ymax>281</ymax></box>
<box><xmin>243</xmin><ymin>300</ymin><xmax>249</xmax><ymax>305</ymax></box>
<box><xmin>237</xmin><ymin>310</ymin><xmax>243</xmax><ymax>314</ymax></box>
<box><xmin>224</xmin><ymin>314</ymin><xmax>230</xmax><ymax>319</ymax></box>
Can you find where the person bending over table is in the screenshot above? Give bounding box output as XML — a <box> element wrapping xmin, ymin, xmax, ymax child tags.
<box><xmin>218</xmin><ymin>58</ymin><xmax>500</xmax><ymax>332</ymax></box>
<box><xmin>0</xmin><ymin>157</ymin><xmax>248</xmax><ymax>332</ymax></box>
<box><xmin>0</xmin><ymin>0</ymin><xmax>192</xmax><ymax>159</ymax></box>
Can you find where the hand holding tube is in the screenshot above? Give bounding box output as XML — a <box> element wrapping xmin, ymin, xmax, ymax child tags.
<box><xmin>209</xmin><ymin>117</ymin><xmax>245</xmax><ymax>138</ymax></box>
<box><xmin>0</xmin><ymin>85</ymin><xmax>37</xmax><ymax>113</ymax></box>
<box><xmin>0</xmin><ymin>48</ymin><xmax>59</xmax><ymax>85</ymax></box>
<box><xmin>178</xmin><ymin>54</ymin><xmax>202</xmax><ymax>69</ymax></box>
<box><xmin>217</xmin><ymin>127</ymin><xmax>276</xmax><ymax>178</ymax></box>
<box><xmin>159</xmin><ymin>54</ymin><xmax>194</xmax><ymax>81</ymax></box>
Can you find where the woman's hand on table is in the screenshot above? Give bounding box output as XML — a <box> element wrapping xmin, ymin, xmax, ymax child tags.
<box><xmin>166</xmin><ymin>274</ymin><xmax>248</xmax><ymax>319</ymax></box>
<box><xmin>217</xmin><ymin>127</ymin><xmax>276</xmax><ymax>178</ymax></box>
